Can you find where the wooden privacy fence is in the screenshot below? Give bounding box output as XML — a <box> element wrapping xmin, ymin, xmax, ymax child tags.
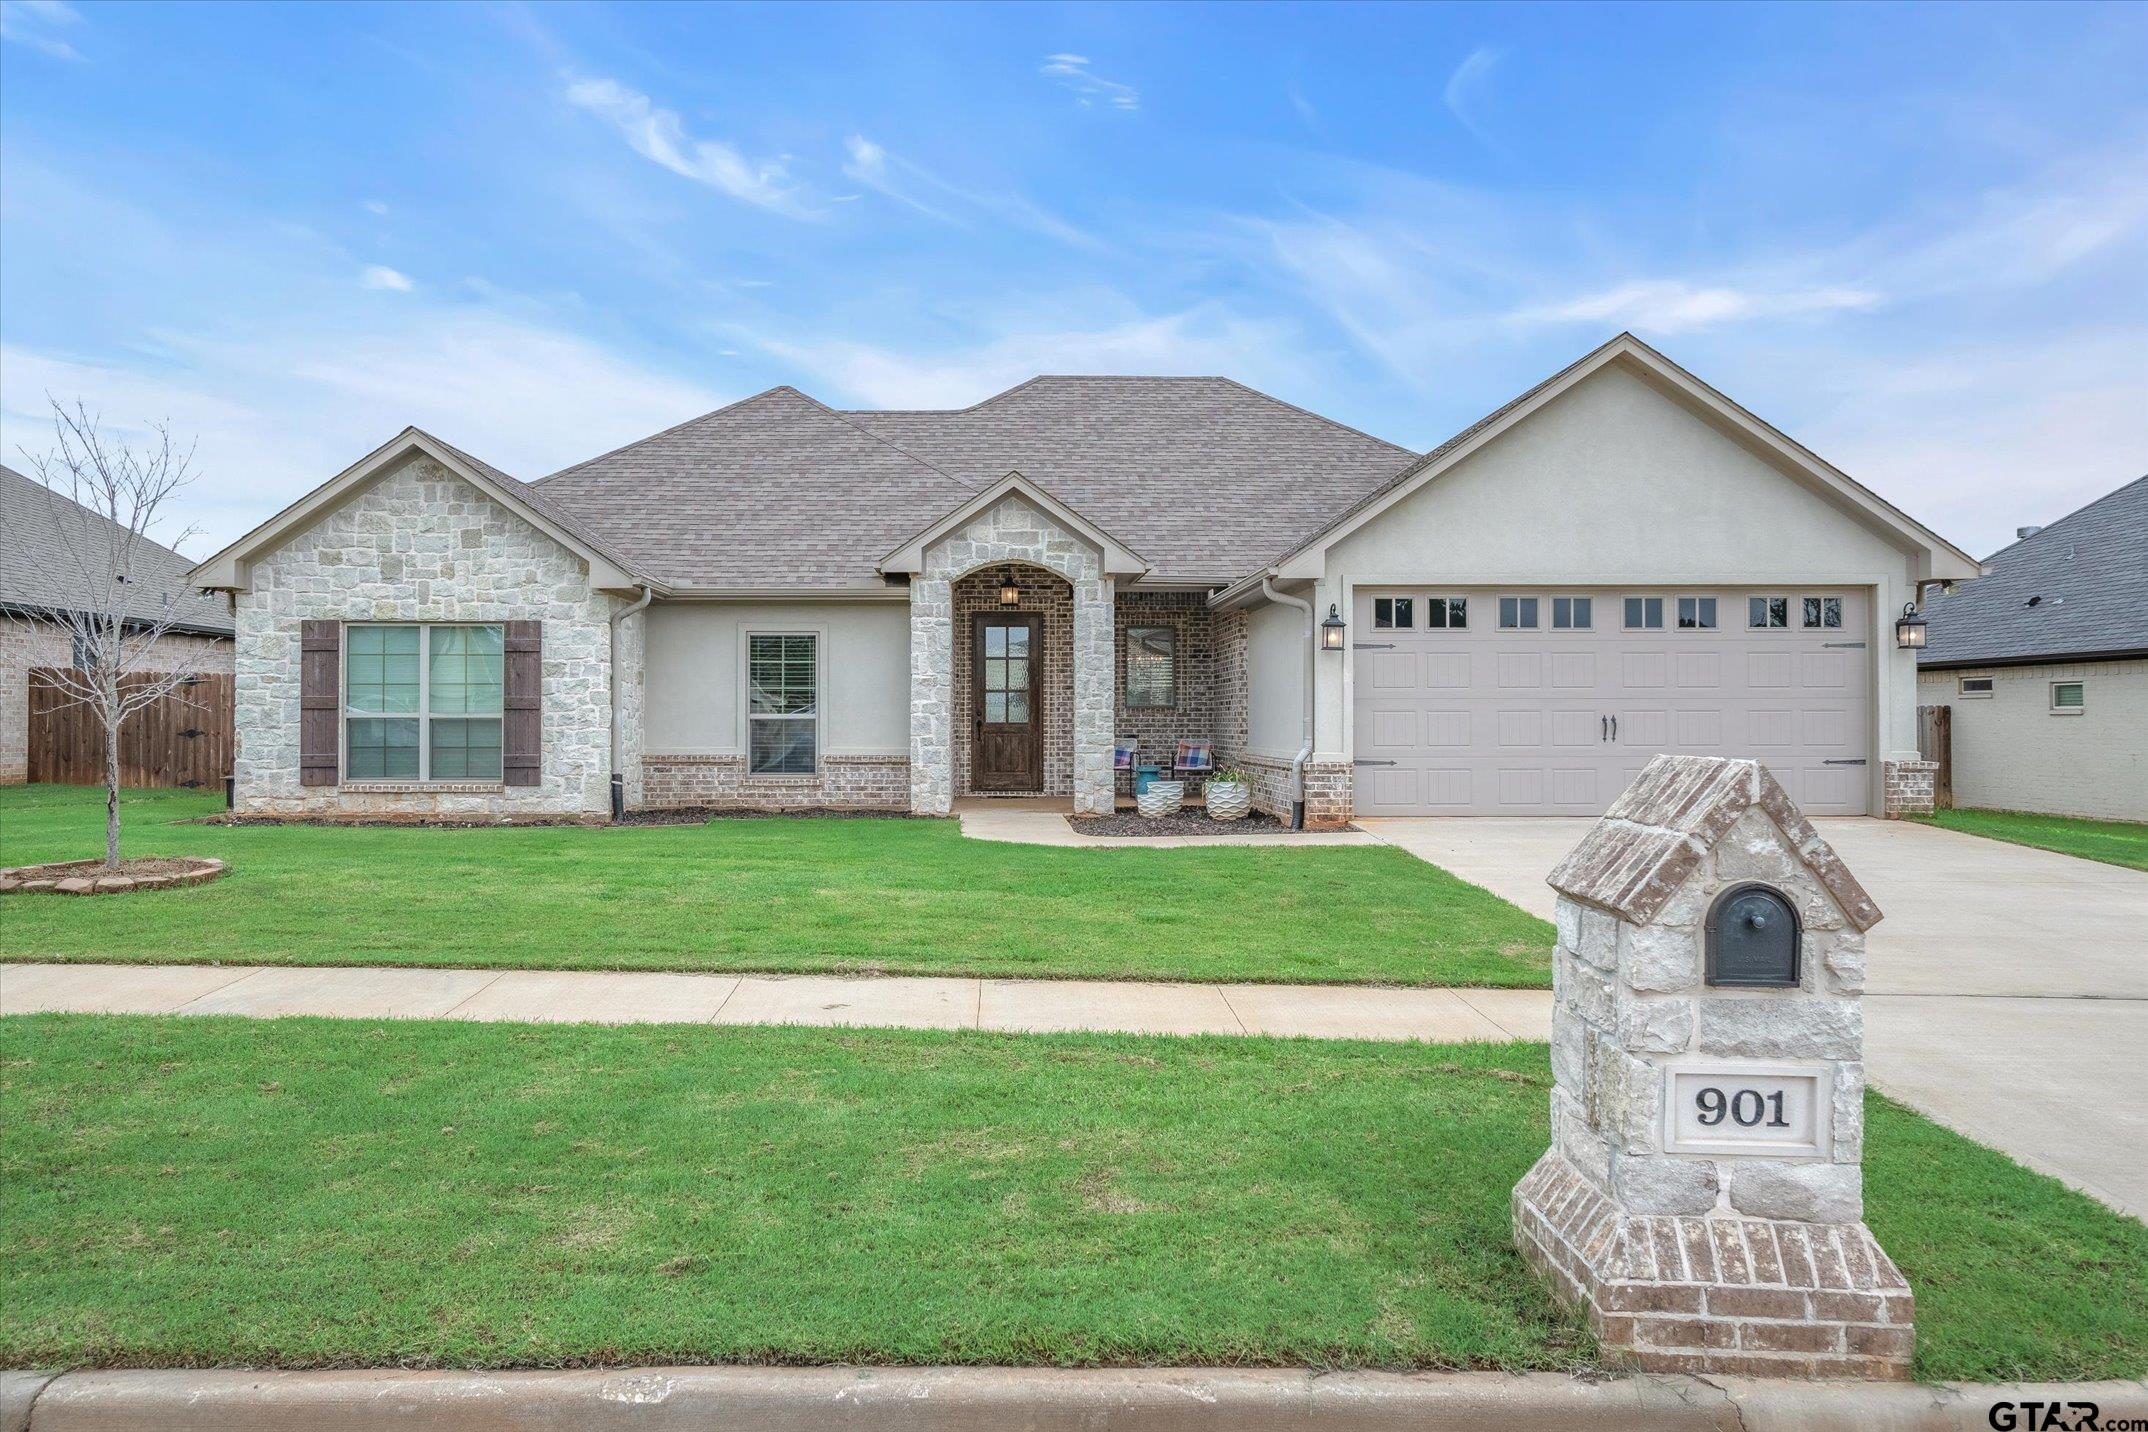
<box><xmin>1916</xmin><ymin>703</ymin><xmax>1953</xmax><ymax>810</ymax></box>
<box><xmin>28</xmin><ymin>667</ymin><xmax>234</xmax><ymax>791</ymax></box>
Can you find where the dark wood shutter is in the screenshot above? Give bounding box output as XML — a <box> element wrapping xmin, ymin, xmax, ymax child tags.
<box><xmin>299</xmin><ymin>620</ymin><xmax>340</xmax><ymax>787</ymax></box>
<box><xmin>502</xmin><ymin>620</ymin><xmax>542</xmax><ymax>786</ymax></box>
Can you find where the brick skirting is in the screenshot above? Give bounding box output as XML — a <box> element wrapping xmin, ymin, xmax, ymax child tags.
<box><xmin>640</xmin><ymin>755</ymin><xmax>910</xmax><ymax>812</ymax></box>
<box><xmin>1513</xmin><ymin>1152</ymin><xmax>1913</xmax><ymax>1379</ymax></box>
<box><xmin>1880</xmin><ymin>759</ymin><xmax>1937</xmax><ymax>818</ymax></box>
<box><xmin>1227</xmin><ymin>755</ymin><xmax>1354</xmax><ymax>827</ymax></box>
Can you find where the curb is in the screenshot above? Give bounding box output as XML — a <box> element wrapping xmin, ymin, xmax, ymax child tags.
<box><xmin>4</xmin><ymin>1367</ymin><xmax>2145</xmax><ymax>1431</ymax></box>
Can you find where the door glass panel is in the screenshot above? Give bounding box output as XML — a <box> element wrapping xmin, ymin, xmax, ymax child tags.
<box><xmin>985</xmin><ymin>626</ymin><xmax>1006</xmax><ymax>657</ymax></box>
<box><xmin>1007</xmin><ymin>625</ymin><xmax>1030</xmax><ymax>656</ymax></box>
<box><xmin>1006</xmin><ymin>692</ymin><xmax>1029</xmax><ymax>722</ymax></box>
<box><xmin>985</xmin><ymin>692</ymin><xmax>1007</xmax><ymax>722</ymax></box>
<box><xmin>986</xmin><ymin>658</ymin><xmax>1007</xmax><ymax>691</ymax></box>
<box><xmin>1005</xmin><ymin>657</ymin><xmax>1028</xmax><ymax>689</ymax></box>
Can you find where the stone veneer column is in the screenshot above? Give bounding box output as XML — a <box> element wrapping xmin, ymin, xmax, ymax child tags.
<box><xmin>908</xmin><ymin>576</ymin><xmax>954</xmax><ymax>816</ymax></box>
<box><xmin>1071</xmin><ymin>575</ymin><xmax>1114</xmax><ymax>815</ymax></box>
<box><xmin>1512</xmin><ymin>753</ymin><xmax>1914</xmax><ymax>1379</ymax></box>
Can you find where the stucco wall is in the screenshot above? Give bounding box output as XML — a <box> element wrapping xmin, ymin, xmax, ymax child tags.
<box><xmin>231</xmin><ymin>456</ymin><xmax>620</xmax><ymax>818</ymax></box>
<box><xmin>1244</xmin><ymin>598</ymin><xmax>1308</xmax><ymax>761</ymax></box>
<box><xmin>2</xmin><ymin>615</ymin><xmax>231</xmax><ymax>784</ymax></box>
<box><xmin>1918</xmin><ymin>659</ymin><xmax>2148</xmax><ymax>820</ymax></box>
<box><xmin>1312</xmin><ymin>363</ymin><xmax>1931</xmax><ymax>810</ymax></box>
<box><xmin>643</xmin><ymin>600</ymin><xmax>909</xmax><ymax>757</ymax></box>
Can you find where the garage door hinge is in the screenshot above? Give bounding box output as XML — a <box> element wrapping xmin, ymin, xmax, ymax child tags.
<box><xmin>1822</xmin><ymin>641</ymin><xmax>1866</xmax><ymax>648</ymax></box>
<box><xmin>1352</xmin><ymin>642</ymin><xmax>1396</xmax><ymax>650</ymax></box>
<box><xmin>1353</xmin><ymin>759</ymin><xmax>1398</xmax><ymax>766</ymax></box>
<box><xmin>1823</xmin><ymin>758</ymin><xmax>1868</xmax><ymax>766</ymax></box>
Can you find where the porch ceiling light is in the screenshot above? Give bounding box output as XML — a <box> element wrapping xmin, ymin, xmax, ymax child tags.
<box><xmin>998</xmin><ymin>572</ymin><xmax>1021</xmax><ymax>606</ymax></box>
<box><xmin>1320</xmin><ymin>603</ymin><xmax>1347</xmax><ymax>652</ymax></box>
<box><xmin>1894</xmin><ymin>602</ymin><xmax>1927</xmax><ymax>650</ymax></box>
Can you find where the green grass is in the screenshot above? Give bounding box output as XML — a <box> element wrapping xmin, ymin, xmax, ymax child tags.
<box><xmin>0</xmin><ymin>785</ymin><xmax>1550</xmax><ymax>988</ymax></box>
<box><xmin>1912</xmin><ymin>807</ymin><xmax>2148</xmax><ymax>872</ymax></box>
<box><xmin>3</xmin><ymin>1016</ymin><xmax>2142</xmax><ymax>1380</ymax></box>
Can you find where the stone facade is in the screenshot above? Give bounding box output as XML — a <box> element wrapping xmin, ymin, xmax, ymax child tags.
<box><xmin>1880</xmin><ymin>758</ymin><xmax>1937</xmax><ymax>818</ymax></box>
<box><xmin>2</xmin><ymin>614</ymin><xmax>231</xmax><ymax>785</ymax></box>
<box><xmin>910</xmin><ymin>495</ymin><xmax>1114</xmax><ymax>815</ymax></box>
<box><xmin>952</xmin><ymin>567</ymin><xmax>1074</xmax><ymax>799</ymax></box>
<box><xmin>1513</xmin><ymin>754</ymin><xmax>1912</xmax><ymax>1379</ymax></box>
<box><xmin>641</xmin><ymin>753</ymin><xmax>910</xmax><ymax>810</ymax></box>
<box><xmin>232</xmin><ymin>457</ymin><xmax>622</xmax><ymax>819</ymax></box>
<box><xmin>1113</xmin><ymin>591</ymin><xmax>1217</xmax><ymax>798</ymax></box>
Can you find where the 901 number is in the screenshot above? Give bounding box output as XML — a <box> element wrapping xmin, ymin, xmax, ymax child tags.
<box><xmin>1694</xmin><ymin>1086</ymin><xmax>1789</xmax><ymax>1129</ymax></box>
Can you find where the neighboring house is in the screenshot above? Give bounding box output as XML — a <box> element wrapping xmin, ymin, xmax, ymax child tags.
<box><xmin>1</xmin><ymin>463</ymin><xmax>236</xmax><ymax>785</ymax></box>
<box><xmin>188</xmin><ymin>334</ymin><xmax>1979</xmax><ymax>826</ymax></box>
<box><xmin>1916</xmin><ymin>476</ymin><xmax>2147</xmax><ymax>821</ymax></box>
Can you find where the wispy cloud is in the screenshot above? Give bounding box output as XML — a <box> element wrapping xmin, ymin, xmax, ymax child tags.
<box><xmin>1041</xmin><ymin>53</ymin><xmax>1139</xmax><ymax>112</ymax></box>
<box><xmin>1513</xmin><ymin>279</ymin><xmax>1882</xmax><ymax>333</ymax></box>
<box><xmin>1</xmin><ymin>0</ymin><xmax>84</xmax><ymax>60</ymax></box>
<box><xmin>360</xmin><ymin>265</ymin><xmax>414</xmax><ymax>293</ymax></box>
<box><xmin>563</xmin><ymin>76</ymin><xmax>819</xmax><ymax>219</ymax></box>
<box><xmin>1442</xmin><ymin>46</ymin><xmax>1501</xmax><ymax>141</ymax></box>
<box><xmin>842</xmin><ymin>132</ymin><xmax>1100</xmax><ymax>249</ymax></box>
<box><xmin>362</xmin><ymin>199</ymin><xmax>390</xmax><ymax>217</ymax></box>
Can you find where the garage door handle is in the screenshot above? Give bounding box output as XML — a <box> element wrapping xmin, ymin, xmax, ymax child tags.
<box><xmin>1601</xmin><ymin>715</ymin><xmax>1608</xmax><ymax>741</ymax></box>
<box><xmin>1609</xmin><ymin>716</ymin><xmax>1618</xmax><ymax>741</ymax></box>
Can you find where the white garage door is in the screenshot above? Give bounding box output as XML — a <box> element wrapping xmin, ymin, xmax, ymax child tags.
<box><xmin>1352</xmin><ymin>588</ymin><xmax>1871</xmax><ymax>816</ymax></box>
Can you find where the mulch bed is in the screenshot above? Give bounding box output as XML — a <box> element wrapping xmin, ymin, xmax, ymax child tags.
<box><xmin>0</xmin><ymin>856</ymin><xmax>227</xmax><ymax>896</ymax></box>
<box><xmin>614</xmin><ymin>807</ymin><xmax>925</xmax><ymax>828</ymax></box>
<box><xmin>1069</xmin><ymin>811</ymin><xmax>1310</xmax><ymax>838</ymax></box>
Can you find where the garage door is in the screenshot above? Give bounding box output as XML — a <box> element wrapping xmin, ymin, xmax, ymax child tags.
<box><xmin>1352</xmin><ymin>588</ymin><xmax>1870</xmax><ymax>816</ymax></box>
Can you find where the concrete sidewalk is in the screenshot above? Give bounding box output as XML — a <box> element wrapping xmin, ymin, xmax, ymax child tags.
<box><xmin>0</xmin><ymin>962</ymin><xmax>1552</xmax><ymax>1043</ymax></box>
<box><xmin>6</xmin><ymin>1366</ymin><xmax>2143</xmax><ymax>1432</ymax></box>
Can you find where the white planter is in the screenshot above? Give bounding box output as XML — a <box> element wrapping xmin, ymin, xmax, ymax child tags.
<box><xmin>1205</xmin><ymin>781</ymin><xmax>1251</xmax><ymax>821</ymax></box>
<box><xmin>1137</xmin><ymin>780</ymin><xmax>1184</xmax><ymax>818</ymax></box>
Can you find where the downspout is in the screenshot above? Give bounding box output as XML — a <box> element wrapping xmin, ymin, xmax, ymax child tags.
<box><xmin>1261</xmin><ymin>576</ymin><xmax>1316</xmax><ymax>830</ymax></box>
<box><xmin>609</xmin><ymin>585</ymin><xmax>654</xmax><ymax>821</ymax></box>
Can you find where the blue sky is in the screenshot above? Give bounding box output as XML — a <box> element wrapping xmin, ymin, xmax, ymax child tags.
<box><xmin>2</xmin><ymin>1</ymin><xmax>2143</xmax><ymax>559</ymax></box>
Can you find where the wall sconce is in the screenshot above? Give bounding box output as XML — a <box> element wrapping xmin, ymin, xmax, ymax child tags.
<box><xmin>998</xmin><ymin>571</ymin><xmax>1021</xmax><ymax>606</ymax></box>
<box><xmin>1320</xmin><ymin>603</ymin><xmax>1347</xmax><ymax>652</ymax></box>
<box><xmin>1894</xmin><ymin>603</ymin><xmax>1927</xmax><ymax>650</ymax></box>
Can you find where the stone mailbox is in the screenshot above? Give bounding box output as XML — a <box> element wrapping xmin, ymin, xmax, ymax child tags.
<box><xmin>1511</xmin><ymin>754</ymin><xmax>1914</xmax><ymax>1379</ymax></box>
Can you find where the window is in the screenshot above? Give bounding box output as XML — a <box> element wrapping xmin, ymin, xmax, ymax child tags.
<box><xmin>1677</xmin><ymin>597</ymin><xmax>1718</xmax><ymax>630</ymax></box>
<box><xmin>1424</xmin><ymin>596</ymin><xmax>1467</xmax><ymax>630</ymax></box>
<box><xmin>1624</xmin><ymin>596</ymin><xmax>1664</xmax><ymax>630</ymax></box>
<box><xmin>1372</xmin><ymin>597</ymin><xmax>1414</xmax><ymax>631</ymax></box>
<box><xmin>345</xmin><ymin>624</ymin><xmax>503</xmax><ymax>781</ymax></box>
<box><xmin>2050</xmin><ymin>681</ymin><xmax>2085</xmax><ymax>715</ymax></box>
<box><xmin>1552</xmin><ymin>596</ymin><xmax>1592</xmax><ymax>630</ymax></box>
<box><xmin>1957</xmin><ymin>676</ymin><xmax>1994</xmax><ymax>699</ymax></box>
<box><xmin>1498</xmin><ymin>596</ymin><xmax>1539</xmax><ymax>630</ymax></box>
<box><xmin>1803</xmin><ymin>596</ymin><xmax>1844</xmax><ymax>630</ymax></box>
<box><xmin>748</xmin><ymin>633</ymin><xmax>818</xmax><ymax>773</ymax></box>
<box><xmin>1125</xmin><ymin>626</ymin><xmax>1176</xmax><ymax>709</ymax></box>
<box><xmin>1748</xmin><ymin>596</ymin><xmax>1790</xmax><ymax>629</ymax></box>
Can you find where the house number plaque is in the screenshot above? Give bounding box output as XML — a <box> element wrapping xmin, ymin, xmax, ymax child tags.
<box><xmin>1661</xmin><ymin>1062</ymin><xmax>1825</xmax><ymax>1159</ymax></box>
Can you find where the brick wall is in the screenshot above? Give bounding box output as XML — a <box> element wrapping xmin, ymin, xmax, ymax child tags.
<box><xmin>1916</xmin><ymin>659</ymin><xmax>2147</xmax><ymax>820</ymax></box>
<box><xmin>950</xmin><ymin>567</ymin><xmax>1072</xmax><ymax>798</ymax></box>
<box><xmin>1113</xmin><ymin>591</ymin><xmax>1216</xmax><ymax>795</ymax></box>
<box><xmin>641</xmin><ymin>754</ymin><xmax>909</xmax><ymax>810</ymax></box>
<box><xmin>1879</xmin><ymin>759</ymin><xmax>1936</xmax><ymax>818</ymax></box>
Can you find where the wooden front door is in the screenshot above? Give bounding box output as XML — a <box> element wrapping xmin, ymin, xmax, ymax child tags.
<box><xmin>971</xmin><ymin>612</ymin><xmax>1041</xmax><ymax>792</ymax></box>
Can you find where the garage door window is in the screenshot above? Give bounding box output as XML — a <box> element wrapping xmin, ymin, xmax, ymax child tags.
<box><xmin>1425</xmin><ymin>596</ymin><xmax>1468</xmax><ymax>630</ymax></box>
<box><xmin>1498</xmin><ymin>596</ymin><xmax>1539</xmax><ymax>630</ymax></box>
<box><xmin>1748</xmin><ymin>597</ymin><xmax>1790</xmax><ymax>629</ymax></box>
<box><xmin>1552</xmin><ymin>596</ymin><xmax>1591</xmax><ymax>629</ymax></box>
<box><xmin>1677</xmin><ymin>597</ymin><xmax>1717</xmax><ymax>630</ymax></box>
<box><xmin>1623</xmin><ymin>596</ymin><xmax>1664</xmax><ymax>630</ymax></box>
<box><xmin>1373</xmin><ymin>597</ymin><xmax>1414</xmax><ymax>630</ymax></box>
<box><xmin>1803</xmin><ymin>597</ymin><xmax>1843</xmax><ymax>630</ymax></box>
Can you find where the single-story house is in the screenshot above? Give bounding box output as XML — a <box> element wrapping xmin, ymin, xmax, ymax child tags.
<box><xmin>188</xmin><ymin>333</ymin><xmax>1981</xmax><ymax>826</ymax></box>
<box><xmin>2</xmin><ymin>463</ymin><xmax>235</xmax><ymax>786</ymax></box>
<box><xmin>1916</xmin><ymin>474</ymin><xmax>2146</xmax><ymax>821</ymax></box>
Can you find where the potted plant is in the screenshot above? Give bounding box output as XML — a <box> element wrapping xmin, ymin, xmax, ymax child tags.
<box><xmin>1137</xmin><ymin>778</ymin><xmax>1185</xmax><ymax>818</ymax></box>
<box><xmin>1205</xmin><ymin>768</ymin><xmax>1252</xmax><ymax>821</ymax></box>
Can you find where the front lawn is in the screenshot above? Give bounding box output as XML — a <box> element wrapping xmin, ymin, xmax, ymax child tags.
<box><xmin>4</xmin><ymin>1015</ymin><xmax>2142</xmax><ymax>1381</ymax></box>
<box><xmin>1912</xmin><ymin>807</ymin><xmax>2148</xmax><ymax>872</ymax></box>
<box><xmin>0</xmin><ymin>785</ymin><xmax>1550</xmax><ymax>988</ymax></box>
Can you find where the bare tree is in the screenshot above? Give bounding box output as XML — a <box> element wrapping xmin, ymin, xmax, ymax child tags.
<box><xmin>14</xmin><ymin>400</ymin><xmax>213</xmax><ymax>871</ymax></box>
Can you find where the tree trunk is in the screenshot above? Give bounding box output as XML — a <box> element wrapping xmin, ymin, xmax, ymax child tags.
<box><xmin>104</xmin><ymin>715</ymin><xmax>123</xmax><ymax>872</ymax></box>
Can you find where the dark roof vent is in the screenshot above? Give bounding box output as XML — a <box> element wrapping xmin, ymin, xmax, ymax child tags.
<box><xmin>2016</xmin><ymin>525</ymin><xmax>2044</xmax><ymax>540</ymax></box>
<box><xmin>2024</xmin><ymin>595</ymin><xmax>2065</xmax><ymax>608</ymax></box>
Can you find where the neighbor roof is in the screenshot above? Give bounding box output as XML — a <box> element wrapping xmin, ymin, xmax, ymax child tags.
<box><xmin>0</xmin><ymin>463</ymin><xmax>233</xmax><ymax>636</ymax></box>
<box><xmin>1918</xmin><ymin>474</ymin><xmax>2148</xmax><ymax>668</ymax></box>
<box><xmin>529</xmin><ymin>376</ymin><xmax>1418</xmax><ymax>589</ymax></box>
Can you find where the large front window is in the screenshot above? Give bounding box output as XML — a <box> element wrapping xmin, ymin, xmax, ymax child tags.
<box><xmin>344</xmin><ymin>624</ymin><xmax>503</xmax><ymax>781</ymax></box>
<box><xmin>748</xmin><ymin>633</ymin><xmax>818</xmax><ymax>774</ymax></box>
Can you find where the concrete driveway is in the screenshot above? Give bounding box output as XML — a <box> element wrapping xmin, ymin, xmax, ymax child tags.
<box><xmin>1364</xmin><ymin>816</ymin><xmax>2148</xmax><ymax>1220</ymax></box>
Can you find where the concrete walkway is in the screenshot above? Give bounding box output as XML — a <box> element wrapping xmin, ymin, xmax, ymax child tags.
<box><xmin>0</xmin><ymin>961</ymin><xmax>1552</xmax><ymax>1043</ymax></box>
<box><xmin>1364</xmin><ymin>816</ymin><xmax>2148</xmax><ymax>1219</ymax></box>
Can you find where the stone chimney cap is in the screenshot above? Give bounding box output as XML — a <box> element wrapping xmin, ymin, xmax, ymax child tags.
<box><xmin>1547</xmin><ymin>755</ymin><xmax>1882</xmax><ymax>931</ymax></box>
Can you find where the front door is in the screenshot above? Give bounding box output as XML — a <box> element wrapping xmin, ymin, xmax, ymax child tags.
<box><xmin>971</xmin><ymin>612</ymin><xmax>1041</xmax><ymax>792</ymax></box>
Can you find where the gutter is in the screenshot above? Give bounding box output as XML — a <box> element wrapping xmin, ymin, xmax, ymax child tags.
<box><xmin>608</xmin><ymin>585</ymin><xmax>655</xmax><ymax>821</ymax></box>
<box><xmin>1261</xmin><ymin>574</ymin><xmax>1316</xmax><ymax>830</ymax></box>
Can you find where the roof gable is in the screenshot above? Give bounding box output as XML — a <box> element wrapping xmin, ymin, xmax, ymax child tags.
<box><xmin>1919</xmin><ymin>474</ymin><xmax>2148</xmax><ymax>667</ymax></box>
<box><xmin>879</xmin><ymin>471</ymin><xmax>1149</xmax><ymax>577</ymax></box>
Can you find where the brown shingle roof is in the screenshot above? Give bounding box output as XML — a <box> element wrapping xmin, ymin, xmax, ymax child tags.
<box><xmin>0</xmin><ymin>463</ymin><xmax>233</xmax><ymax>635</ymax></box>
